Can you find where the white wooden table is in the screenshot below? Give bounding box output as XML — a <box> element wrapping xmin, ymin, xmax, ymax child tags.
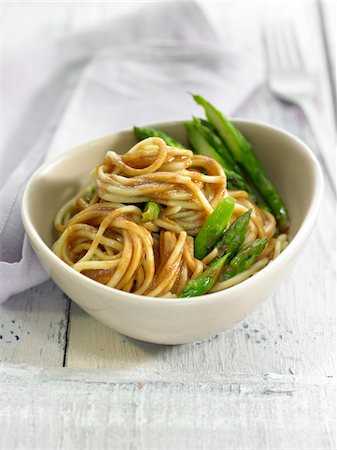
<box><xmin>1</xmin><ymin>2</ymin><xmax>336</xmax><ymax>449</ymax></box>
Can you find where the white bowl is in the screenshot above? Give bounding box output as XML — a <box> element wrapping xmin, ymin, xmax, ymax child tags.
<box><xmin>21</xmin><ymin>120</ymin><xmax>323</xmax><ymax>344</ymax></box>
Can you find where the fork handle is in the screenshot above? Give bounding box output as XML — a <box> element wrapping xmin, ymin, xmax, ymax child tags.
<box><xmin>298</xmin><ymin>98</ymin><xmax>336</xmax><ymax>190</ymax></box>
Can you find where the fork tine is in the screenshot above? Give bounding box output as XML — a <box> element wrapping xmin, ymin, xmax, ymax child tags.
<box><xmin>287</xmin><ymin>23</ymin><xmax>305</xmax><ymax>69</ymax></box>
<box><xmin>263</xmin><ymin>26</ymin><xmax>282</xmax><ymax>72</ymax></box>
<box><xmin>277</xmin><ymin>23</ymin><xmax>302</xmax><ymax>70</ymax></box>
<box><xmin>264</xmin><ymin>23</ymin><xmax>305</xmax><ymax>72</ymax></box>
<box><xmin>273</xmin><ymin>24</ymin><xmax>293</xmax><ymax>71</ymax></box>
<box><xmin>264</xmin><ymin>25</ymin><xmax>293</xmax><ymax>72</ymax></box>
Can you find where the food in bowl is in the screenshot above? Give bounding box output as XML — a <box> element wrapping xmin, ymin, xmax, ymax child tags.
<box><xmin>52</xmin><ymin>95</ymin><xmax>289</xmax><ymax>298</ymax></box>
<box><xmin>22</xmin><ymin>114</ymin><xmax>323</xmax><ymax>343</ymax></box>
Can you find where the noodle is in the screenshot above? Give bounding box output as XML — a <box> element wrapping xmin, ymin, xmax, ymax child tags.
<box><xmin>53</xmin><ymin>137</ymin><xmax>288</xmax><ymax>297</ymax></box>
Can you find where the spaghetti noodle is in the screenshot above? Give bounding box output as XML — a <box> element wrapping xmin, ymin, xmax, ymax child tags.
<box><xmin>53</xmin><ymin>137</ymin><xmax>288</xmax><ymax>297</ymax></box>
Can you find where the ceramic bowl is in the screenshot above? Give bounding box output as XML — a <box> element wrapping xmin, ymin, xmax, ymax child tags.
<box><xmin>21</xmin><ymin>120</ymin><xmax>323</xmax><ymax>344</ymax></box>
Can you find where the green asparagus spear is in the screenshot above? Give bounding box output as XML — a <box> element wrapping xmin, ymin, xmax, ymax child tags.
<box><xmin>192</xmin><ymin>95</ymin><xmax>289</xmax><ymax>231</ymax></box>
<box><xmin>194</xmin><ymin>196</ymin><xmax>235</xmax><ymax>260</ymax></box>
<box><xmin>215</xmin><ymin>209</ymin><xmax>252</xmax><ymax>258</ymax></box>
<box><xmin>180</xmin><ymin>210</ymin><xmax>251</xmax><ymax>297</ymax></box>
<box><xmin>198</xmin><ymin>118</ymin><xmax>271</xmax><ymax>210</ymax></box>
<box><xmin>186</xmin><ymin>121</ymin><xmax>256</xmax><ymax>196</ymax></box>
<box><xmin>134</xmin><ymin>126</ymin><xmax>185</xmax><ymax>149</ymax></box>
<box><xmin>186</xmin><ymin>121</ymin><xmax>229</xmax><ymax>167</ymax></box>
<box><xmin>194</xmin><ymin>118</ymin><xmax>257</xmax><ymax>200</ymax></box>
<box><xmin>196</xmin><ymin>118</ymin><xmax>245</xmax><ymax>177</ymax></box>
<box><xmin>142</xmin><ymin>202</ymin><xmax>161</xmax><ymax>222</ymax></box>
<box><xmin>222</xmin><ymin>238</ymin><xmax>268</xmax><ymax>281</ymax></box>
<box><xmin>180</xmin><ymin>254</ymin><xmax>228</xmax><ymax>298</ymax></box>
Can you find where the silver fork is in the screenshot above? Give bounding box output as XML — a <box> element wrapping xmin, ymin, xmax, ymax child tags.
<box><xmin>263</xmin><ymin>23</ymin><xmax>335</xmax><ymax>189</ymax></box>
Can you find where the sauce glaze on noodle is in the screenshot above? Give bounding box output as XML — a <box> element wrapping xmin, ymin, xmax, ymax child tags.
<box><xmin>53</xmin><ymin>137</ymin><xmax>288</xmax><ymax>297</ymax></box>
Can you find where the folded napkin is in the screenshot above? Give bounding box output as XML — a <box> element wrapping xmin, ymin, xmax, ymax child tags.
<box><xmin>0</xmin><ymin>2</ymin><xmax>263</xmax><ymax>303</ymax></box>
<box><xmin>2</xmin><ymin>3</ymin><xmax>221</xmax><ymax>202</ymax></box>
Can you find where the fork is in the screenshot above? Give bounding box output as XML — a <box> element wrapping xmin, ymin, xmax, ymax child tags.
<box><xmin>263</xmin><ymin>23</ymin><xmax>335</xmax><ymax>190</ymax></box>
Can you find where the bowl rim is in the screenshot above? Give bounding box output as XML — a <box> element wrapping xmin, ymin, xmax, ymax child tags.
<box><xmin>21</xmin><ymin>118</ymin><xmax>324</xmax><ymax>305</ymax></box>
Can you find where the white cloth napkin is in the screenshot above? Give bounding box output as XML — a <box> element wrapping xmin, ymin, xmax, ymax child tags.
<box><xmin>0</xmin><ymin>2</ymin><xmax>263</xmax><ymax>303</ymax></box>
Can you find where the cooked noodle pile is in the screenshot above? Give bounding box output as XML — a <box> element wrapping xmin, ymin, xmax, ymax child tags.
<box><xmin>53</xmin><ymin>137</ymin><xmax>288</xmax><ymax>297</ymax></box>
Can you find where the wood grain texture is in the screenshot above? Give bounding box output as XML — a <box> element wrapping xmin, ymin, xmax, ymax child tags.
<box><xmin>1</xmin><ymin>363</ymin><xmax>335</xmax><ymax>450</ymax></box>
<box><xmin>0</xmin><ymin>281</ymin><xmax>69</xmax><ymax>366</ymax></box>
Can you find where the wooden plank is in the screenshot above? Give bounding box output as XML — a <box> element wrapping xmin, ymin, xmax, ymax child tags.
<box><xmin>0</xmin><ymin>281</ymin><xmax>69</xmax><ymax>366</ymax></box>
<box><xmin>1</xmin><ymin>364</ymin><xmax>335</xmax><ymax>450</ymax></box>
